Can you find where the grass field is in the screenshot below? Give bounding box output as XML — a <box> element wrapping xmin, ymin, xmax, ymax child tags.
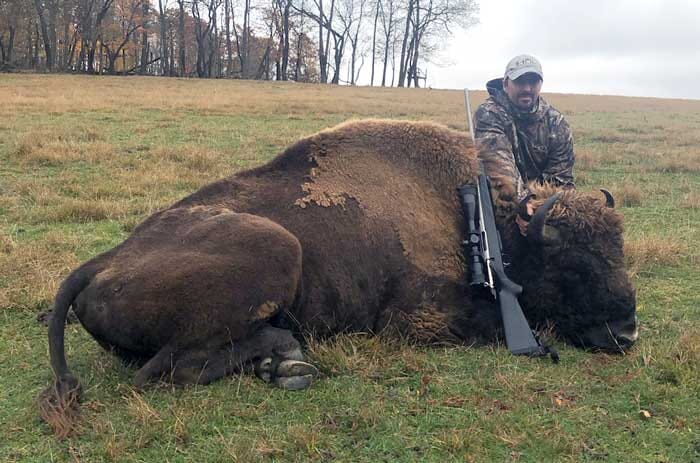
<box><xmin>1</xmin><ymin>74</ymin><xmax>699</xmax><ymax>462</ymax></box>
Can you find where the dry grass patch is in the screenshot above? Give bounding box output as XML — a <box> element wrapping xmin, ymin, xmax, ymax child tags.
<box><xmin>39</xmin><ymin>197</ymin><xmax>129</xmax><ymax>224</ymax></box>
<box><xmin>575</xmin><ymin>170</ymin><xmax>589</xmax><ymax>186</ymax></box>
<box><xmin>11</xmin><ymin>130</ymin><xmax>114</xmax><ymax>166</ymax></box>
<box><xmin>305</xmin><ymin>333</ymin><xmax>429</xmax><ymax>380</ymax></box>
<box><xmin>652</xmin><ymin>151</ymin><xmax>700</xmax><ymax>173</ymax></box>
<box><xmin>150</xmin><ymin>144</ymin><xmax>228</xmax><ymax>173</ymax></box>
<box><xmin>681</xmin><ymin>192</ymin><xmax>699</xmax><ymax>209</ymax></box>
<box><xmin>575</xmin><ymin>147</ymin><xmax>606</xmax><ymax>170</ymax></box>
<box><xmin>434</xmin><ymin>426</ymin><xmax>483</xmax><ymax>461</ymax></box>
<box><xmin>216</xmin><ymin>431</ymin><xmax>279</xmax><ymax>461</ymax></box>
<box><xmin>610</xmin><ymin>183</ymin><xmax>643</xmax><ymax>207</ymax></box>
<box><xmin>0</xmin><ymin>75</ymin><xmax>474</xmax><ymax>128</ymax></box>
<box><xmin>624</xmin><ymin>234</ymin><xmax>688</xmax><ymax>277</ymax></box>
<box><xmin>588</xmin><ymin>131</ymin><xmax>629</xmax><ymax>144</ymax></box>
<box><xmin>650</xmin><ymin>327</ymin><xmax>700</xmax><ymax>388</ymax></box>
<box><xmin>674</xmin><ymin>328</ymin><xmax>700</xmax><ymax>367</ymax></box>
<box><xmin>123</xmin><ymin>389</ymin><xmax>163</xmax><ymax>427</ymax></box>
<box><xmin>5</xmin><ymin>176</ymin><xmax>146</xmax><ymax>225</ymax></box>
<box><xmin>575</xmin><ymin>143</ymin><xmax>638</xmax><ymax>169</ymax></box>
<box><xmin>0</xmin><ymin>231</ymin><xmax>17</xmax><ymax>254</ymax></box>
<box><xmin>167</xmin><ymin>405</ymin><xmax>193</xmax><ymax>447</ymax></box>
<box><xmin>286</xmin><ymin>423</ymin><xmax>332</xmax><ymax>460</ymax></box>
<box><xmin>0</xmin><ymin>230</ymin><xmax>82</xmax><ymax>310</ymax></box>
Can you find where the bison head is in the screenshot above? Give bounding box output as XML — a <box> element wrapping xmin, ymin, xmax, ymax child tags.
<box><xmin>508</xmin><ymin>184</ymin><xmax>638</xmax><ymax>353</ymax></box>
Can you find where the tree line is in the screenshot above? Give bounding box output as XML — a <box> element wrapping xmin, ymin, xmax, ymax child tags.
<box><xmin>0</xmin><ymin>0</ymin><xmax>477</xmax><ymax>86</ymax></box>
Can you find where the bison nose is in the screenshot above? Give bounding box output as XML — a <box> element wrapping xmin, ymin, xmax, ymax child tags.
<box><xmin>615</xmin><ymin>316</ymin><xmax>639</xmax><ymax>345</ymax></box>
<box><xmin>575</xmin><ymin>313</ymin><xmax>638</xmax><ymax>353</ymax></box>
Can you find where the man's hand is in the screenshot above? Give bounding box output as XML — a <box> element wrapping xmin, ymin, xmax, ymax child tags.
<box><xmin>516</xmin><ymin>201</ymin><xmax>536</xmax><ymax>236</ymax></box>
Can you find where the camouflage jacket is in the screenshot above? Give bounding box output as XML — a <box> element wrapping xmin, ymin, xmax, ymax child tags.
<box><xmin>474</xmin><ymin>78</ymin><xmax>575</xmax><ymax>203</ymax></box>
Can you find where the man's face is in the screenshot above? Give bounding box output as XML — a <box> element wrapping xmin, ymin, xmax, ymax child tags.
<box><xmin>503</xmin><ymin>73</ymin><xmax>543</xmax><ymax>111</ymax></box>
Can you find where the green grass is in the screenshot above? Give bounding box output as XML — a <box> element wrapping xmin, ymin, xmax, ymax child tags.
<box><xmin>1</xmin><ymin>75</ymin><xmax>699</xmax><ymax>462</ymax></box>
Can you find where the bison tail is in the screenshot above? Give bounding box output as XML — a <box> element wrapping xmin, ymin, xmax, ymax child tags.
<box><xmin>38</xmin><ymin>268</ymin><xmax>92</xmax><ymax>439</ymax></box>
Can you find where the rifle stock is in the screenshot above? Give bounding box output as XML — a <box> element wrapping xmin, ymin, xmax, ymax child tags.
<box><xmin>459</xmin><ymin>166</ymin><xmax>557</xmax><ymax>361</ymax></box>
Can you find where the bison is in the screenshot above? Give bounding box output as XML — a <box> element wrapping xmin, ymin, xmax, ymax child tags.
<box><xmin>40</xmin><ymin>120</ymin><xmax>637</xmax><ymax>429</ymax></box>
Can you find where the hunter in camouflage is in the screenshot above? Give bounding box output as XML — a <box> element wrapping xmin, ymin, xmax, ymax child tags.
<box><xmin>474</xmin><ymin>55</ymin><xmax>575</xmax><ymax>216</ymax></box>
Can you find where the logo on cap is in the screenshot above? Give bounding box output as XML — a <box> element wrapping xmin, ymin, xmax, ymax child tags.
<box><xmin>505</xmin><ymin>54</ymin><xmax>543</xmax><ymax>81</ymax></box>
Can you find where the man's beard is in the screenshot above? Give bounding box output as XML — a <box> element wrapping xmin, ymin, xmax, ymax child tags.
<box><xmin>515</xmin><ymin>93</ymin><xmax>536</xmax><ymax>111</ymax></box>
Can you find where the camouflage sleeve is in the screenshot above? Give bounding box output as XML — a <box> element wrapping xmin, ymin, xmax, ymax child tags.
<box><xmin>542</xmin><ymin>115</ymin><xmax>575</xmax><ymax>188</ymax></box>
<box><xmin>474</xmin><ymin>105</ymin><xmax>523</xmax><ymax>203</ymax></box>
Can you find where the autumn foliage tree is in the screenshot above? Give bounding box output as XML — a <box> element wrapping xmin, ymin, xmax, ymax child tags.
<box><xmin>0</xmin><ymin>0</ymin><xmax>477</xmax><ymax>85</ymax></box>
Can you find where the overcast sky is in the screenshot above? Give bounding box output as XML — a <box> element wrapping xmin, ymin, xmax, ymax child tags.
<box><xmin>427</xmin><ymin>0</ymin><xmax>700</xmax><ymax>99</ymax></box>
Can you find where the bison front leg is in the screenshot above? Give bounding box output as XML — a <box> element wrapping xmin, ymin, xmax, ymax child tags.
<box><xmin>133</xmin><ymin>325</ymin><xmax>318</xmax><ymax>389</ymax></box>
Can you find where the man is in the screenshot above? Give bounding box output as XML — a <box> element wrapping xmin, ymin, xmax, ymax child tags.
<box><xmin>474</xmin><ymin>54</ymin><xmax>575</xmax><ymax>232</ymax></box>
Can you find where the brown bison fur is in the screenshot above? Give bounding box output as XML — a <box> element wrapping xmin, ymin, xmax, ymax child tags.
<box><xmin>502</xmin><ymin>182</ymin><xmax>636</xmax><ymax>349</ymax></box>
<box><xmin>40</xmin><ymin>120</ymin><xmax>637</xmax><ymax>435</ymax></box>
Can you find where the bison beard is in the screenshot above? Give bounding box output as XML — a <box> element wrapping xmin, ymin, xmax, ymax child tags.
<box><xmin>39</xmin><ymin>120</ymin><xmax>637</xmax><ymax>437</ymax></box>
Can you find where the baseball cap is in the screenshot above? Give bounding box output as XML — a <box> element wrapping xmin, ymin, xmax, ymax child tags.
<box><xmin>504</xmin><ymin>55</ymin><xmax>543</xmax><ymax>81</ymax></box>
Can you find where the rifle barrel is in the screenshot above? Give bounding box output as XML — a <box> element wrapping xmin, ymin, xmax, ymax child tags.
<box><xmin>464</xmin><ymin>88</ymin><xmax>476</xmax><ymax>144</ymax></box>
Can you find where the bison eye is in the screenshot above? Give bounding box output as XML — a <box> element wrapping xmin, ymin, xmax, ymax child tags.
<box><xmin>561</xmin><ymin>270</ymin><xmax>582</xmax><ymax>284</ymax></box>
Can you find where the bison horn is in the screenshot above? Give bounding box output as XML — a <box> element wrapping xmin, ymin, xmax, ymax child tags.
<box><xmin>600</xmin><ymin>189</ymin><xmax>615</xmax><ymax>208</ymax></box>
<box><xmin>527</xmin><ymin>192</ymin><xmax>563</xmax><ymax>244</ymax></box>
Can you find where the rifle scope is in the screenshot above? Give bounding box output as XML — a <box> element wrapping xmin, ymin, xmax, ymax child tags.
<box><xmin>458</xmin><ymin>185</ymin><xmax>486</xmax><ymax>287</ymax></box>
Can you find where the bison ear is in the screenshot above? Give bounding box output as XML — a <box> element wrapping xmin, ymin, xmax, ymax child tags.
<box><xmin>600</xmin><ymin>189</ymin><xmax>615</xmax><ymax>208</ymax></box>
<box><xmin>527</xmin><ymin>192</ymin><xmax>563</xmax><ymax>245</ymax></box>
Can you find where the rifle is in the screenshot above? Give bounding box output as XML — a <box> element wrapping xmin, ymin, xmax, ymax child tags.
<box><xmin>460</xmin><ymin>89</ymin><xmax>557</xmax><ymax>361</ymax></box>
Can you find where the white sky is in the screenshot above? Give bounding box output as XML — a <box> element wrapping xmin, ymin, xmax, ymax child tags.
<box><xmin>427</xmin><ymin>0</ymin><xmax>700</xmax><ymax>99</ymax></box>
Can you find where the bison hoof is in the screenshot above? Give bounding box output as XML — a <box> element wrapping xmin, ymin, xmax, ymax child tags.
<box><xmin>255</xmin><ymin>357</ymin><xmax>275</xmax><ymax>383</ymax></box>
<box><xmin>274</xmin><ymin>360</ymin><xmax>319</xmax><ymax>391</ymax></box>
<box><xmin>255</xmin><ymin>358</ymin><xmax>319</xmax><ymax>390</ymax></box>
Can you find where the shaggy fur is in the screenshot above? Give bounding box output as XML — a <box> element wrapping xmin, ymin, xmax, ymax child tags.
<box><xmin>39</xmin><ymin>120</ymin><xmax>636</xmax><ymax>436</ymax></box>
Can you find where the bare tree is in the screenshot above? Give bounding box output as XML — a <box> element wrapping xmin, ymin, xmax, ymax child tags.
<box><xmin>231</xmin><ymin>0</ymin><xmax>252</xmax><ymax>77</ymax></box>
<box><xmin>223</xmin><ymin>0</ymin><xmax>233</xmax><ymax>75</ymax></box>
<box><xmin>378</xmin><ymin>0</ymin><xmax>395</xmax><ymax>86</ymax></box>
<box><xmin>292</xmin><ymin>0</ymin><xmax>333</xmax><ymax>83</ymax></box>
<box><xmin>56</xmin><ymin>0</ymin><xmax>79</xmax><ymax>70</ymax></box>
<box><xmin>399</xmin><ymin>0</ymin><xmax>478</xmax><ymax>87</ymax></box>
<box><xmin>369</xmin><ymin>0</ymin><xmax>379</xmax><ymax>85</ymax></box>
<box><xmin>265</xmin><ymin>0</ymin><xmax>292</xmax><ymax>80</ymax></box>
<box><xmin>294</xmin><ymin>0</ymin><xmax>350</xmax><ymax>84</ymax></box>
<box><xmin>343</xmin><ymin>0</ymin><xmax>367</xmax><ymax>84</ymax></box>
<box><xmin>0</xmin><ymin>0</ymin><xmax>24</xmax><ymax>66</ymax></box>
<box><xmin>138</xmin><ymin>0</ymin><xmax>149</xmax><ymax>73</ymax></box>
<box><xmin>3</xmin><ymin>0</ymin><xmax>478</xmax><ymax>83</ymax></box>
<box><xmin>78</xmin><ymin>0</ymin><xmax>115</xmax><ymax>73</ymax></box>
<box><xmin>32</xmin><ymin>0</ymin><xmax>58</xmax><ymax>70</ymax></box>
<box><xmin>100</xmin><ymin>0</ymin><xmax>145</xmax><ymax>74</ymax></box>
<box><xmin>291</xmin><ymin>0</ymin><xmax>308</xmax><ymax>80</ymax></box>
<box><xmin>157</xmin><ymin>0</ymin><xmax>169</xmax><ymax>74</ymax></box>
<box><xmin>176</xmin><ymin>0</ymin><xmax>186</xmax><ymax>75</ymax></box>
<box><xmin>395</xmin><ymin>0</ymin><xmax>411</xmax><ymax>87</ymax></box>
<box><xmin>191</xmin><ymin>0</ymin><xmax>220</xmax><ymax>77</ymax></box>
